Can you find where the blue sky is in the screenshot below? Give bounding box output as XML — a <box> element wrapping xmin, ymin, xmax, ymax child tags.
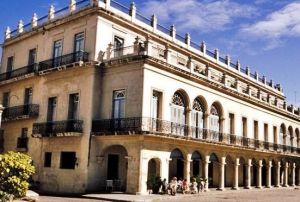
<box><xmin>0</xmin><ymin>0</ymin><xmax>300</xmax><ymax>105</ymax></box>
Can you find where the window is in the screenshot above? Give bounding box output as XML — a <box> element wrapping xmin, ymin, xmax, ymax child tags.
<box><xmin>28</xmin><ymin>48</ymin><xmax>36</xmax><ymax>65</ymax></box>
<box><xmin>114</xmin><ymin>36</ymin><xmax>124</xmax><ymax>57</ymax></box>
<box><xmin>273</xmin><ymin>126</ymin><xmax>277</xmax><ymax>144</ymax></box>
<box><xmin>279</xmin><ymin>125</ymin><xmax>284</xmax><ymax>145</ymax></box>
<box><xmin>44</xmin><ymin>152</ymin><xmax>52</xmax><ymax>168</ymax></box>
<box><xmin>7</xmin><ymin>56</ymin><xmax>14</xmax><ymax>72</ymax></box>
<box><xmin>171</xmin><ymin>92</ymin><xmax>186</xmax><ymax>125</ymax></box>
<box><xmin>192</xmin><ymin>99</ymin><xmax>204</xmax><ymax>138</ymax></box>
<box><xmin>209</xmin><ymin>105</ymin><xmax>220</xmax><ymax>132</ymax></box>
<box><xmin>47</xmin><ymin>97</ymin><xmax>57</xmax><ymax>122</ymax></box>
<box><xmin>264</xmin><ymin>123</ymin><xmax>268</xmax><ymax>142</ymax></box>
<box><xmin>113</xmin><ymin>90</ymin><xmax>125</xmax><ymax>119</ymax></box>
<box><xmin>74</xmin><ymin>32</ymin><xmax>85</xmax><ymax>53</ymax></box>
<box><xmin>60</xmin><ymin>152</ymin><xmax>76</xmax><ymax>169</ymax></box>
<box><xmin>2</xmin><ymin>92</ymin><xmax>10</xmax><ymax>107</ymax></box>
<box><xmin>21</xmin><ymin>128</ymin><xmax>28</xmax><ymax>138</ymax></box>
<box><xmin>242</xmin><ymin>117</ymin><xmax>247</xmax><ymax>137</ymax></box>
<box><xmin>229</xmin><ymin>113</ymin><xmax>235</xmax><ymax>135</ymax></box>
<box><xmin>254</xmin><ymin>121</ymin><xmax>258</xmax><ymax>140</ymax></box>
<box><xmin>53</xmin><ymin>40</ymin><xmax>63</xmax><ymax>67</ymax></box>
<box><xmin>24</xmin><ymin>87</ymin><xmax>33</xmax><ymax>105</ymax></box>
<box><xmin>68</xmin><ymin>93</ymin><xmax>79</xmax><ymax>120</ymax></box>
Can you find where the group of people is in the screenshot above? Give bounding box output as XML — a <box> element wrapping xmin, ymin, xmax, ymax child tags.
<box><xmin>159</xmin><ymin>177</ymin><xmax>206</xmax><ymax>195</ymax></box>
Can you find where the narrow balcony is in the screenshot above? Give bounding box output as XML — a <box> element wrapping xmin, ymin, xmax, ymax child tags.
<box><xmin>0</xmin><ymin>64</ymin><xmax>36</xmax><ymax>83</ymax></box>
<box><xmin>32</xmin><ymin>120</ymin><xmax>84</xmax><ymax>137</ymax></box>
<box><xmin>38</xmin><ymin>51</ymin><xmax>89</xmax><ymax>73</ymax></box>
<box><xmin>2</xmin><ymin>104</ymin><xmax>39</xmax><ymax>122</ymax></box>
<box><xmin>16</xmin><ymin>137</ymin><xmax>28</xmax><ymax>152</ymax></box>
<box><xmin>92</xmin><ymin>117</ymin><xmax>300</xmax><ymax>155</ymax></box>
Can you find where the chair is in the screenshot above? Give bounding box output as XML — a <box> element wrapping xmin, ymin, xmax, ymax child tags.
<box><xmin>106</xmin><ymin>180</ymin><xmax>113</xmax><ymax>191</ymax></box>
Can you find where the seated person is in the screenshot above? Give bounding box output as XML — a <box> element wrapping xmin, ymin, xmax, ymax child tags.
<box><xmin>182</xmin><ymin>179</ymin><xmax>189</xmax><ymax>194</ymax></box>
<box><xmin>190</xmin><ymin>178</ymin><xmax>198</xmax><ymax>194</ymax></box>
<box><xmin>168</xmin><ymin>177</ymin><xmax>177</xmax><ymax>196</ymax></box>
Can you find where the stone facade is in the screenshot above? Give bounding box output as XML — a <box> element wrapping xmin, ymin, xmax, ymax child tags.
<box><xmin>0</xmin><ymin>0</ymin><xmax>299</xmax><ymax>195</ymax></box>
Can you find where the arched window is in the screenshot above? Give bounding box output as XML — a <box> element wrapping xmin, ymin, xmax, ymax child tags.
<box><xmin>191</xmin><ymin>99</ymin><xmax>204</xmax><ymax>138</ymax></box>
<box><xmin>209</xmin><ymin>104</ymin><xmax>220</xmax><ymax>132</ymax></box>
<box><xmin>171</xmin><ymin>92</ymin><xmax>186</xmax><ymax>135</ymax></box>
<box><xmin>287</xmin><ymin>127</ymin><xmax>293</xmax><ymax>146</ymax></box>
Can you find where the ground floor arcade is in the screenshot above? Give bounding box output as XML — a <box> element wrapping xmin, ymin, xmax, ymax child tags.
<box><xmin>87</xmin><ymin>135</ymin><xmax>300</xmax><ymax>195</ymax></box>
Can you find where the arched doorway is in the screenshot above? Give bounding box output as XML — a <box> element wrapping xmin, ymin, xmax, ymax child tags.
<box><xmin>191</xmin><ymin>98</ymin><xmax>205</xmax><ymax>139</ymax></box>
<box><xmin>169</xmin><ymin>148</ymin><xmax>184</xmax><ymax>180</ymax></box>
<box><xmin>251</xmin><ymin>158</ymin><xmax>258</xmax><ymax>187</ymax></box>
<box><xmin>103</xmin><ymin>145</ymin><xmax>128</xmax><ymax>191</ymax></box>
<box><xmin>225</xmin><ymin>155</ymin><xmax>235</xmax><ymax>188</ymax></box>
<box><xmin>208</xmin><ymin>153</ymin><xmax>219</xmax><ymax>188</ymax></box>
<box><xmin>170</xmin><ymin>91</ymin><xmax>188</xmax><ymax>136</ymax></box>
<box><xmin>191</xmin><ymin>151</ymin><xmax>202</xmax><ymax>177</ymax></box>
<box><xmin>239</xmin><ymin>157</ymin><xmax>247</xmax><ymax>188</ymax></box>
<box><xmin>148</xmin><ymin>158</ymin><xmax>161</xmax><ymax>179</ymax></box>
<box><xmin>271</xmin><ymin>160</ymin><xmax>276</xmax><ymax>186</ymax></box>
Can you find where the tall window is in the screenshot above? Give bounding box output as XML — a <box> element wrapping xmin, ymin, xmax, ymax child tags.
<box><xmin>209</xmin><ymin>105</ymin><xmax>220</xmax><ymax>132</ymax></box>
<box><xmin>279</xmin><ymin>125</ymin><xmax>284</xmax><ymax>145</ymax></box>
<box><xmin>152</xmin><ymin>91</ymin><xmax>162</xmax><ymax>119</ymax></box>
<box><xmin>264</xmin><ymin>123</ymin><xmax>268</xmax><ymax>142</ymax></box>
<box><xmin>254</xmin><ymin>121</ymin><xmax>258</xmax><ymax>139</ymax></box>
<box><xmin>113</xmin><ymin>90</ymin><xmax>125</xmax><ymax>119</ymax></box>
<box><xmin>114</xmin><ymin>36</ymin><xmax>124</xmax><ymax>57</ymax></box>
<box><xmin>7</xmin><ymin>56</ymin><xmax>14</xmax><ymax>72</ymax></box>
<box><xmin>242</xmin><ymin>117</ymin><xmax>247</xmax><ymax>137</ymax></box>
<box><xmin>28</xmin><ymin>48</ymin><xmax>36</xmax><ymax>66</ymax></box>
<box><xmin>24</xmin><ymin>87</ymin><xmax>33</xmax><ymax>105</ymax></box>
<box><xmin>171</xmin><ymin>92</ymin><xmax>186</xmax><ymax>125</ymax></box>
<box><xmin>74</xmin><ymin>33</ymin><xmax>85</xmax><ymax>52</ymax></box>
<box><xmin>47</xmin><ymin>97</ymin><xmax>57</xmax><ymax>122</ymax></box>
<box><xmin>192</xmin><ymin>99</ymin><xmax>204</xmax><ymax>138</ymax></box>
<box><xmin>2</xmin><ymin>92</ymin><xmax>10</xmax><ymax>107</ymax></box>
<box><xmin>68</xmin><ymin>93</ymin><xmax>79</xmax><ymax>120</ymax></box>
<box><xmin>21</xmin><ymin>128</ymin><xmax>28</xmax><ymax>138</ymax></box>
<box><xmin>53</xmin><ymin>40</ymin><xmax>63</xmax><ymax>67</ymax></box>
<box><xmin>287</xmin><ymin>127</ymin><xmax>292</xmax><ymax>146</ymax></box>
<box><xmin>44</xmin><ymin>152</ymin><xmax>52</xmax><ymax>168</ymax></box>
<box><xmin>273</xmin><ymin>126</ymin><xmax>277</xmax><ymax>144</ymax></box>
<box><xmin>229</xmin><ymin>113</ymin><xmax>235</xmax><ymax>135</ymax></box>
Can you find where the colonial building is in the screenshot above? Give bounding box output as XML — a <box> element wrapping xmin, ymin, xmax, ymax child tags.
<box><xmin>0</xmin><ymin>0</ymin><xmax>299</xmax><ymax>195</ymax></box>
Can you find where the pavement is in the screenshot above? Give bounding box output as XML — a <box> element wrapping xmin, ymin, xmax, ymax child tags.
<box><xmin>15</xmin><ymin>186</ymin><xmax>300</xmax><ymax>202</ymax></box>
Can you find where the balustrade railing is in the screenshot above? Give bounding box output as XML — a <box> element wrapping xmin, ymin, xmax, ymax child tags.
<box><xmin>0</xmin><ymin>64</ymin><xmax>36</xmax><ymax>82</ymax></box>
<box><xmin>91</xmin><ymin>117</ymin><xmax>300</xmax><ymax>154</ymax></box>
<box><xmin>2</xmin><ymin>104</ymin><xmax>39</xmax><ymax>121</ymax></box>
<box><xmin>32</xmin><ymin>120</ymin><xmax>83</xmax><ymax>137</ymax></box>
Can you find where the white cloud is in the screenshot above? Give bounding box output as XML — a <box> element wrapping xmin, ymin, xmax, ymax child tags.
<box><xmin>241</xmin><ymin>2</ymin><xmax>300</xmax><ymax>40</ymax></box>
<box><xmin>140</xmin><ymin>0</ymin><xmax>256</xmax><ymax>33</ymax></box>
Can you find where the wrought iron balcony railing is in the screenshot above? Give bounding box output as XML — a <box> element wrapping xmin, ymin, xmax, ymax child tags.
<box><xmin>38</xmin><ymin>51</ymin><xmax>89</xmax><ymax>72</ymax></box>
<box><xmin>0</xmin><ymin>64</ymin><xmax>36</xmax><ymax>82</ymax></box>
<box><xmin>17</xmin><ymin>137</ymin><xmax>28</xmax><ymax>150</ymax></box>
<box><xmin>92</xmin><ymin>117</ymin><xmax>300</xmax><ymax>155</ymax></box>
<box><xmin>2</xmin><ymin>104</ymin><xmax>39</xmax><ymax>121</ymax></box>
<box><xmin>32</xmin><ymin>120</ymin><xmax>83</xmax><ymax>137</ymax></box>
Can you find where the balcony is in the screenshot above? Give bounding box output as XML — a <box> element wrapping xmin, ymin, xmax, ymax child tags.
<box><xmin>32</xmin><ymin>120</ymin><xmax>84</xmax><ymax>137</ymax></box>
<box><xmin>92</xmin><ymin>117</ymin><xmax>300</xmax><ymax>155</ymax></box>
<box><xmin>2</xmin><ymin>104</ymin><xmax>39</xmax><ymax>122</ymax></box>
<box><xmin>16</xmin><ymin>137</ymin><xmax>28</xmax><ymax>151</ymax></box>
<box><xmin>0</xmin><ymin>64</ymin><xmax>36</xmax><ymax>83</ymax></box>
<box><xmin>38</xmin><ymin>51</ymin><xmax>89</xmax><ymax>73</ymax></box>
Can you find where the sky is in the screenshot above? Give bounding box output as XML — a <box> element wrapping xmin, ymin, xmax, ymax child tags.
<box><xmin>0</xmin><ymin>0</ymin><xmax>300</xmax><ymax>105</ymax></box>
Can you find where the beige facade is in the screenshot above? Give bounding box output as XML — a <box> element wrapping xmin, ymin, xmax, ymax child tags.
<box><xmin>0</xmin><ymin>0</ymin><xmax>299</xmax><ymax>195</ymax></box>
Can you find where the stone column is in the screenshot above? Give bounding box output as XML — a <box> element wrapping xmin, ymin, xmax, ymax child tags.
<box><xmin>204</xmin><ymin>155</ymin><xmax>210</xmax><ymax>191</ymax></box>
<box><xmin>218</xmin><ymin>157</ymin><xmax>226</xmax><ymax>191</ymax></box>
<box><xmin>245</xmin><ymin>159</ymin><xmax>252</xmax><ymax>189</ymax></box>
<box><xmin>233</xmin><ymin>158</ymin><xmax>240</xmax><ymax>190</ymax></box>
<box><xmin>256</xmin><ymin>160</ymin><xmax>262</xmax><ymax>189</ymax></box>
<box><xmin>291</xmin><ymin>163</ymin><xmax>295</xmax><ymax>187</ymax></box>
<box><xmin>275</xmin><ymin>161</ymin><xmax>281</xmax><ymax>187</ymax></box>
<box><xmin>283</xmin><ymin>162</ymin><xmax>289</xmax><ymax>187</ymax></box>
<box><xmin>138</xmin><ymin>157</ymin><xmax>148</xmax><ymax>195</ymax></box>
<box><xmin>160</xmin><ymin>158</ymin><xmax>170</xmax><ymax>183</ymax></box>
<box><xmin>266</xmin><ymin>160</ymin><xmax>272</xmax><ymax>188</ymax></box>
<box><xmin>184</xmin><ymin>154</ymin><xmax>192</xmax><ymax>185</ymax></box>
